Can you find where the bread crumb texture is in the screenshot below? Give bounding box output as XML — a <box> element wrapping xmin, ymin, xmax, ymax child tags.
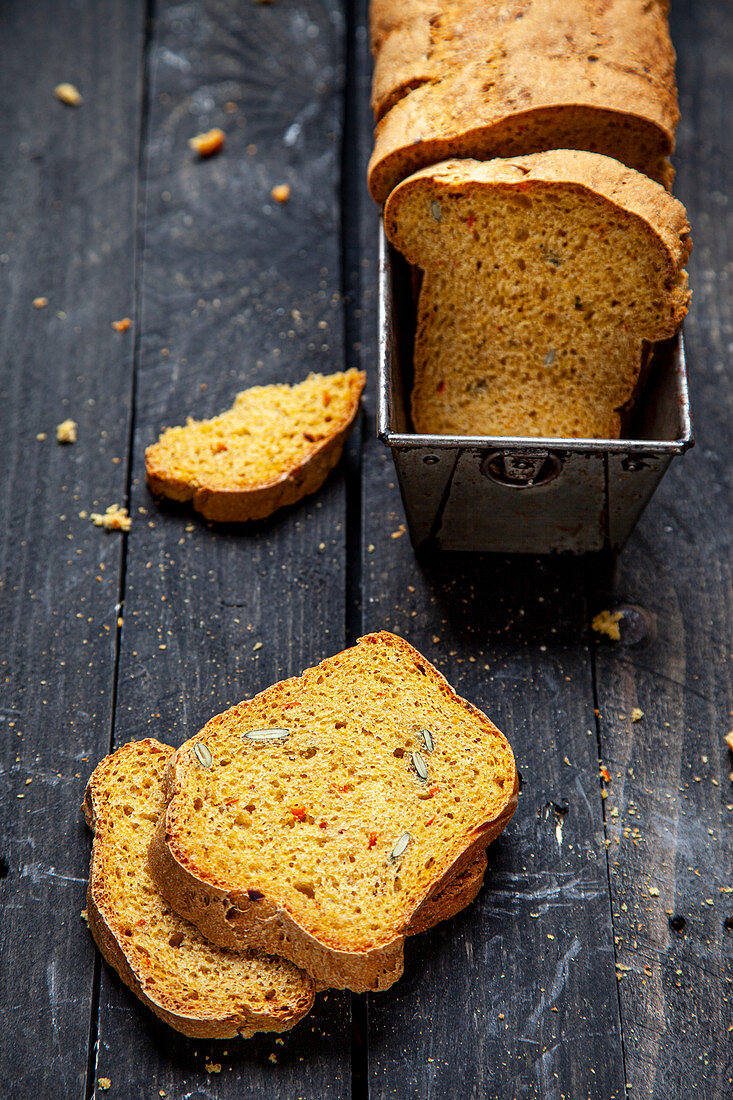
<box><xmin>145</xmin><ymin>370</ymin><xmax>365</xmax><ymax>521</ymax></box>
<box><xmin>84</xmin><ymin>740</ymin><xmax>314</xmax><ymax>1037</ymax></box>
<box><xmin>54</xmin><ymin>82</ymin><xmax>82</xmax><ymax>106</ymax></box>
<box><xmin>166</xmin><ymin>632</ymin><xmax>517</xmax><ymax>956</ymax></box>
<box><xmin>188</xmin><ymin>128</ymin><xmax>226</xmax><ymax>158</ymax></box>
<box><xmin>592</xmin><ymin>609</ymin><xmax>624</xmax><ymax>641</ymax></box>
<box><xmin>385</xmin><ymin>152</ymin><xmax>690</xmax><ymax>439</ymax></box>
<box><xmin>56</xmin><ymin>419</ymin><xmax>77</xmax><ymax>444</ymax></box>
<box><xmin>90</xmin><ymin>505</ymin><xmax>131</xmax><ymax>532</ymax></box>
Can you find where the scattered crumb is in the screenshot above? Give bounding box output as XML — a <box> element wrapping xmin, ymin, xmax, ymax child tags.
<box><xmin>367</xmin><ymin>544</ymin><xmax>375</xmax><ymax>553</ymax></box>
<box><xmin>253</xmin><ymin>641</ymin><xmax>263</xmax><ymax>651</ymax></box>
<box><xmin>592</xmin><ymin>610</ymin><xmax>623</xmax><ymax>641</ymax></box>
<box><xmin>189</xmin><ymin>128</ymin><xmax>225</xmax><ymax>158</ymax></box>
<box><xmin>98</xmin><ymin>1079</ymin><xmax>111</xmax><ymax>1092</ymax></box>
<box><xmin>90</xmin><ymin>504</ymin><xmax>131</xmax><ymax>532</ymax></box>
<box><xmin>36</xmin><ymin>432</ymin><xmax>47</xmax><ymax>441</ymax></box>
<box><xmin>275</xmin><ymin>1038</ymin><xmax>284</xmax><ymax>1046</ymax></box>
<box><xmin>726</xmin><ymin>731</ymin><xmax>733</xmax><ymax>752</ymax></box>
<box><xmin>80</xmin><ymin>909</ymin><xmax>88</xmax><ymax>924</ymax></box>
<box><xmin>268</xmin><ymin>1053</ymin><xmax>277</xmax><ymax>1064</ymax></box>
<box><xmin>632</xmin><ymin>708</ymin><xmax>644</xmax><ymax>722</ymax></box>
<box><xmin>390</xmin><ymin>525</ymin><xmax>405</xmax><ymax>539</ymax></box>
<box><xmin>33</xmin><ymin>296</ymin><xmax>48</xmax><ymax>309</ymax></box>
<box><xmin>55</xmin><ymin>82</ymin><xmax>82</xmax><ymax>106</ymax></box>
<box><xmin>111</xmin><ymin>317</ymin><xmax>131</xmax><ymax>332</ymax></box>
<box><xmin>205</xmin><ymin>1062</ymin><xmax>221</xmax><ymax>1074</ymax></box>
<box><xmin>432</xmin><ymin>635</ymin><xmax>440</xmax><ymax>644</ymax></box>
<box><xmin>648</xmin><ymin>887</ymin><xmax>660</xmax><ymax>897</ymax></box>
<box><xmin>56</xmin><ymin>419</ymin><xmax>78</xmax><ymax>444</ymax></box>
<box><xmin>271</xmin><ymin>183</ymin><xmax>291</xmax><ymax>204</ymax></box>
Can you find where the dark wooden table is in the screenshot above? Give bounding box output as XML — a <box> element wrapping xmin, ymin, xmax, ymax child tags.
<box><xmin>1</xmin><ymin>2</ymin><xmax>731</xmax><ymax>1097</ymax></box>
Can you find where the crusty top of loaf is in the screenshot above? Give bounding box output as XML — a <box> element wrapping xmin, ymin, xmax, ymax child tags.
<box><xmin>160</xmin><ymin>632</ymin><xmax>517</xmax><ymax>958</ymax></box>
<box><xmin>368</xmin><ymin>0</ymin><xmax>679</xmax><ymax>200</ymax></box>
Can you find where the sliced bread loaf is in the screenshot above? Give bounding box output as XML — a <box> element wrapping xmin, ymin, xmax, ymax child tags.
<box><xmin>149</xmin><ymin>632</ymin><xmax>517</xmax><ymax>992</ymax></box>
<box><xmin>145</xmin><ymin>369</ymin><xmax>365</xmax><ymax>522</ymax></box>
<box><xmin>383</xmin><ymin>151</ymin><xmax>691</xmax><ymax>439</ymax></box>
<box><xmin>83</xmin><ymin>739</ymin><xmax>316</xmax><ymax>1037</ymax></box>
<box><xmin>368</xmin><ymin>0</ymin><xmax>679</xmax><ymax>202</ymax></box>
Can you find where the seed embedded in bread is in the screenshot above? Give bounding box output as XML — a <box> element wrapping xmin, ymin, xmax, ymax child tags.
<box><xmin>384</xmin><ymin>151</ymin><xmax>691</xmax><ymax>439</ymax></box>
<box><xmin>145</xmin><ymin>370</ymin><xmax>365</xmax><ymax>522</ymax></box>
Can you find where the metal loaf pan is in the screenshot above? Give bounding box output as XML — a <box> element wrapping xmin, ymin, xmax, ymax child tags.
<box><xmin>377</xmin><ymin>225</ymin><xmax>693</xmax><ymax>554</ymax></box>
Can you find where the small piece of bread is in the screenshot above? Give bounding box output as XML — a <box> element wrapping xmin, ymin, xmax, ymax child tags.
<box><xmin>383</xmin><ymin>151</ymin><xmax>691</xmax><ymax>439</ymax></box>
<box><xmin>149</xmin><ymin>632</ymin><xmax>518</xmax><ymax>992</ymax></box>
<box><xmin>368</xmin><ymin>0</ymin><xmax>679</xmax><ymax>202</ymax></box>
<box><xmin>83</xmin><ymin>739</ymin><xmax>316</xmax><ymax>1038</ymax></box>
<box><xmin>145</xmin><ymin>370</ymin><xmax>365</xmax><ymax>522</ymax></box>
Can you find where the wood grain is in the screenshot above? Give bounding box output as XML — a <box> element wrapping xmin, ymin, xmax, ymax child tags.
<box><xmin>90</xmin><ymin>1</ymin><xmax>353</xmax><ymax>1095</ymax></box>
<box><xmin>589</xmin><ymin>2</ymin><xmax>733</xmax><ymax>1096</ymax></box>
<box><xmin>0</xmin><ymin>2</ymin><xmax>144</xmax><ymax>1096</ymax></box>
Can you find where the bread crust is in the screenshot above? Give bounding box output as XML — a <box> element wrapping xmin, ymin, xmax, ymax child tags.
<box><xmin>368</xmin><ymin>0</ymin><xmax>679</xmax><ymax>201</ymax></box>
<box><xmin>145</xmin><ymin>370</ymin><xmax>365</xmax><ymax>523</ymax></box>
<box><xmin>84</xmin><ymin>740</ymin><xmax>315</xmax><ymax>1038</ymax></box>
<box><xmin>149</xmin><ymin>632</ymin><xmax>518</xmax><ymax>992</ymax></box>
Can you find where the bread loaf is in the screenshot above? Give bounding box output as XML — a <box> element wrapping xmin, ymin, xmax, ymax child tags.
<box><xmin>149</xmin><ymin>632</ymin><xmax>518</xmax><ymax>992</ymax></box>
<box><xmin>368</xmin><ymin>0</ymin><xmax>679</xmax><ymax>202</ymax></box>
<box><xmin>383</xmin><ymin>151</ymin><xmax>691</xmax><ymax>438</ymax></box>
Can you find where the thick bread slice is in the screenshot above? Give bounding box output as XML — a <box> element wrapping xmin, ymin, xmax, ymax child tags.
<box><xmin>383</xmin><ymin>151</ymin><xmax>691</xmax><ymax>439</ymax></box>
<box><xmin>83</xmin><ymin>739</ymin><xmax>315</xmax><ymax>1038</ymax></box>
<box><xmin>149</xmin><ymin>632</ymin><xmax>518</xmax><ymax>992</ymax></box>
<box><xmin>368</xmin><ymin>0</ymin><xmax>678</xmax><ymax>201</ymax></box>
<box><xmin>145</xmin><ymin>370</ymin><xmax>365</xmax><ymax>523</ymax></box>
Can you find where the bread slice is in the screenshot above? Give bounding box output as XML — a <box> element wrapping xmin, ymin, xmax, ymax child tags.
<box><xmin>383</xmin><ymin>151</ymin><xmax>691</xmax><ymax>439</ymax></box>
<box><xmin>149</xmin><ymin>632</ymin><xmax>518</xmax><ymax>992</ymax></box>
<box><xmin>145</xmin><ymin>370</ymin><xmax>365</xmax><ymax>522</ymax></box>
<box><xmin>368</xmin><ymin>0</ymin><xmax>679</xmax><ymax>202</ymax></box>
<box><xmin>83</xmin><ymin>739</ymin><xmax>316</xmax><ymax>1038</ymax></box>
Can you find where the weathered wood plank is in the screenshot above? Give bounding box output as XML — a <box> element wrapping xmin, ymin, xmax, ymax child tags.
<box><xmin>91</xmin><ymin>1</ymin><xmax>353</xmax><ymax>1095</ymax></box>
<box><xmin>350</xmin><ymin>2</ymin><xmax>625</xmax><ymax>1096</ymax></box>
<box><xmin>590</xmin><ymin>1</ymin><xmax>733</xmax><ymax>1095</ymax></box>
<box><xmin>0</xmin><ymin>2</ymin><xmax>145</xmax><ymax>1096</ymax></box>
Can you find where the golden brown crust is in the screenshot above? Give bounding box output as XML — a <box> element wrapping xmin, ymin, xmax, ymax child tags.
<box><xmin>145</xmin><ymin>370</ymin><xmax>365</xmax><ymax>523</ymax></box>
<box><xmin>368</xmin><ymin>0</ymin><xmax>679</xmax><ymax>201</ymax></box>
<box><xmin>149</xmin><ymin>632</ymin><xmax>518</xmax><ymax>992</ymax></box>
<box><xmin>84</xmin><ymin>739</ymin><xmax>316</xmax><ymax>1037</ymax></box>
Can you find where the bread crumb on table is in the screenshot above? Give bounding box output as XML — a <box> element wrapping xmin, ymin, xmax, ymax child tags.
<box><xmin>111</xmin><ymin>317</ymin><xmax>131</xmax><ymax>332</ymax></box>
<box><xmin>632</xmin><ymin>708</ymin><xmax>644</xmax><ymax>722</ymax></box>
<box><xmin>726</xmin><ymin>731</ymin><xmax>733</xmax><ymax>752</ymax></box>
<box><xmin>36</xmin><ymin>432</ymin><xmax>47</xmax><ymax>441</ymax></box>
<box><xmin>271</xmin><ymin>183</ymin><xmax>291</xmax><ymax>204</ymax></box>
<box><xmin>56</xmin><ymin>419</ymin><xmax>78</xmax><ymax>444</ymax></box>
<box><xmin>205</xmin><ymin>1062</ymin><xmax>221</xmax><ymax>1074</ymax></box>
<box><xmin>54</xmin><ymin>82</ymin><xmax>82</xmax><ymax>106</ymax></box>
<box><xmin>591</xmin><ymin>609</ymin><xmax>624</xmax><ymax>641</ymax></box>
<box><xmin>33</xmin><ymin>296</ymin><xmax>48</xmax><ymax>309</ymax></box>
<box><xmin>98</xmin><ymin>1079</ymin><xmax>111</xmax><ymax>1092</ymax></box>
<box><xmin>90</xmin><ymin>505</ymin><xmax>131</xmax><ymax>532</ymax></box>
<box><xmin>189</xmin><ymin>128</ymin><xmax>225</xmax><ymax>158</ymax></box>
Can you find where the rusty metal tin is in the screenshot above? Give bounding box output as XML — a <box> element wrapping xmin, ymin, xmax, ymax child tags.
<box><xmin>377</xmin><ymin>226</ymin><xmax>693</xmax><ymax>554</ymax></box>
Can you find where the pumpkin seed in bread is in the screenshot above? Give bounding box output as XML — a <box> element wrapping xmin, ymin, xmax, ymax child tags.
<box><xmin>145</xmin><ymin>369</ymin><xmax>365</xmax><ymax>522</ymax></box>
<box><xmin>149</xmin><ymin>632</ymin><xmax>518</xmax><ymax>992</ymax></box>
